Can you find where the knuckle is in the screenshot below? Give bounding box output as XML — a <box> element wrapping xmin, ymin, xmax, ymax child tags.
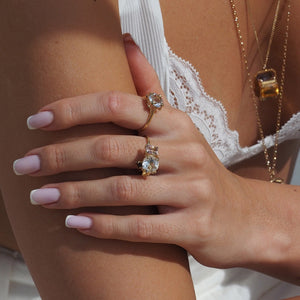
<box><xmin>106</xmin><ymin>91</ymin><xmax>123</xmax><ymax>116</ymax></box>
<box><xmin>59</xmin><ymin>100</ymin><xmax>79</xmax><ymax>126</ymax></box>
<box><xmin>189</xmin><ymin>178</ymin><xmax>212</xmax><ymax>200</ymax></box>
<box><xmin>59</xmin><ymin>182</ymin><xmax>81</xmax><ymax>209</ymax></box>
<box><xmin>174</xmin><ymin>111</ymin><xmax>193</xmax><ymax>130</ymax></box>
<box><xmin>188</xmin><ymin>180</ymin><xmax>202</xmax><ymax>200</ymax></box>
<box><xmin>98</xmin><ymin>217</ymin><xmax>115</xmax><ymax>237</ymax></box>
<box><xmin>186</xmin><ymin>142</ymin><xmax>207</xmax><ymax>165</ymax></box>
<box><xmin>93</xmin><ymin>136</ymin><xmax>121</xmax><ymax>163</ymax></box>
<box><xmin>132</xmin><ymin>217</ymin><xmax>153</xmax><ymax>241</ymax></box>
<box><xmin>111</xmin><ymin>177</ymin><xmax>136</xmax><ymax>202</ymax></box>
<box><xmin>41</xmin><ymin>145</ymin><xmax>66</xmax><ymax>172</ymax></box>
<box><xmin>195</xmin><ymin>213</ymin><xmax>214</xmax><ymax>240</ymax></box>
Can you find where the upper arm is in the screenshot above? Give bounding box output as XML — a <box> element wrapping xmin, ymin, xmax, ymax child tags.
<box><xmin>0</xmin><ymin>1</ymin><xmax>195</xmax><ymax>298</ymax></box>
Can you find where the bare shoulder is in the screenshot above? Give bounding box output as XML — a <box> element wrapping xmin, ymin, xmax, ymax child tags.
<box><xmin>0</xmin><ymin>0</ymin><xmax>133</xmax><ymax>102</ymax></box>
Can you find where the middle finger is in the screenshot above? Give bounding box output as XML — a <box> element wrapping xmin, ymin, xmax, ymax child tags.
<box><xmin>14</xmin><ymin>135</ymin><xmax>176</xmax><ymax>176</ymax></box>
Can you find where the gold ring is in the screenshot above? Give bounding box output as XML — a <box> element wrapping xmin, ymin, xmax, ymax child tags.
<box><xmin>139</xmin><ymin>93</ymin><xmax>164</xmax><ymax>132</ymax></box>
<box><xmin>136</xmin><ymin>136</ymin><xmax>159</xmax><ymax>178</ymax></box>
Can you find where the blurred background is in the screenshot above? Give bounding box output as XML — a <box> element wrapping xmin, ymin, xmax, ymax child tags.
<box><xmin>291</xmin><ymin>149</ymin><xmax>300</xmax><ymax>185</ymax></box>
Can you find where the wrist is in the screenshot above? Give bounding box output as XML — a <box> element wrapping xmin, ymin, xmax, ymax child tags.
<box><xmin>237</xmin><ymin>177</ymin><xmax>296</xmax><ymax>277</ymax></box>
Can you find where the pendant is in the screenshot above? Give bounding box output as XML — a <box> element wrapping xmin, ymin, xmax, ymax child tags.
<box><xmin>254</xmin><ymin>68</ymin><xmax>279</xmax><ymax>101</ymax></box>
<box><xmin>270</xmin><ymin>177</ymin><xmax>284</xmax><ymax>184</ymax></box>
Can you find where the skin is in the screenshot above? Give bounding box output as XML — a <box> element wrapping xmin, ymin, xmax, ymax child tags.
<box><xmin>19</xmin><ymin>34</ymin><xmax>300</xmax><ymax>286</ymax></box>
<box><xmin>0</xmin><ymin>0</ymin><xmax>299</xmax><ymax>298</ymax></box>
<box><xmin>0</xmin><ymin>0</ymin><xmax>195</xmax><ymax>299</ymax></box>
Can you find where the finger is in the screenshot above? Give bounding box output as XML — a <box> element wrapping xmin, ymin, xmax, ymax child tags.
<box><xmin>32</xmin><ymin>175</ymin><xmax>186</xmax><ymax>208</ymax></box>
<box><xmin>18</xmin><ymin>135</ymin><xmax>176</xmax><ymax>176</ymax></box>
<box><xmin>27</xmin><ymin>90</ymin><xmax>172</xmax><ymax>133</ymax></box>
<box><xmin>65</xmin><ymin>213</ymin><xmax>185</xmax><ymax>246</ymax></box>
<box><xmin>123</xmin><ymin>33</ymin><xmax>169</xmax><ymax>104</ymax></box>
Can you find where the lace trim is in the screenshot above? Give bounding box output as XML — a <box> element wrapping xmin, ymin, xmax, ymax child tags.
<box><xmin>167</xmin><ymin>45</ymin><xmax>300</xmax><ymax>166</ymax></box>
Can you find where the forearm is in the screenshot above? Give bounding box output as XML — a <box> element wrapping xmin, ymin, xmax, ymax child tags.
<box><xmin>238</xmin><ymin>176</ymin><xmax>300</xmax><ymax>284</ymax></box>
<box><xmin>0</xmin><ymin>1</ymin><xmax>195</xmax><ymax>298</ymax></box>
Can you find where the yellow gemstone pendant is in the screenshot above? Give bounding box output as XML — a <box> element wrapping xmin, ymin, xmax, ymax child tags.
<box><xmin>254</xmin><ymin>68</ymin><xmax>279</xmax><ymax>101</ymax></box>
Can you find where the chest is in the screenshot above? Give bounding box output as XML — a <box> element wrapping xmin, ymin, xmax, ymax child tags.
<box><xmin>159</xmin><ymin>0</ymin><xmax>299</xmax><ymax>147</ymax></box>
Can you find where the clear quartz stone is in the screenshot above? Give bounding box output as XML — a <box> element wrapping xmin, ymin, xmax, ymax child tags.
<box><xmin>142</xmin><ymin>155</ymin><xmax>159</xmax><ymax>175</ymax></box>
<box><xmin>148</xmin><ymin>93</ymin><xmax>163</xmax><ymax>109</ymax></box>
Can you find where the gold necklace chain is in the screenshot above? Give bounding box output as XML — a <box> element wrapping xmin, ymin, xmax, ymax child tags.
<box><xmin>229</xmin><ymin>0</ymin><xmax>291</xmax><ymax>183</ymax></box>
<box><xmin>246</xmin><ymin>0</ymin><xmax>281</xmax><ymax>70</ymax></box>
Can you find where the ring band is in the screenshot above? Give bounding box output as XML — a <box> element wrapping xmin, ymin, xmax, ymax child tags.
<box><xmin>136</xmin><ymin>136</ymin><xmax>159</xmax><ymax>178</ymax></box>
<box><xmin>139</xmin><ymin>93</ymin><xmax>164</xmax><ymax>132</ymax></box>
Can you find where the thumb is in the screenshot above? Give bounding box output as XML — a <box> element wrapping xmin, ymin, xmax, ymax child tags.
<box><xmin>123</xmin><ymin>33</ymin><xmax>166</xmax><ymax>100</ymax></box>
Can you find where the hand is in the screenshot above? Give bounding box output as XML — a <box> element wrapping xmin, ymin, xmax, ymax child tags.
<box><xmin>13</xmin><ymin>34</ymin><xmax>253</xmax><ymax>269</ymax></box>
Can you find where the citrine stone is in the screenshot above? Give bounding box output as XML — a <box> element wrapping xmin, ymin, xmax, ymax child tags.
<box><xmin>254</xmin><ymin>69</ymin><xmax>279</xmax><ymax>101</ymax></box>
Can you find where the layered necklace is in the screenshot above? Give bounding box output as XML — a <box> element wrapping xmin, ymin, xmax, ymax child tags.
<box><xmin>229</xmin><ymin>0</ymin><xmax>291</xmax><ymax>183</ymax></box>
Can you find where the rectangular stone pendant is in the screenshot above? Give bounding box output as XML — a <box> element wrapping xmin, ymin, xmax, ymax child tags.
<box><xmin>254</xmin><ymin>68</ymin><xmax>279</xmax><ymax>101</ymax></box>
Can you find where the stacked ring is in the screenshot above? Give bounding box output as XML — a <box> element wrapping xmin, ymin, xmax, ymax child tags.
<box><xmin>138</xmin><ymin>93</ymin><xmax>164</xmax><ymax>132</ymax></box>
<box><xmin>136</xmin><ymin>136</ymin><xmax>159</xmax><ymax>178</ymax></box>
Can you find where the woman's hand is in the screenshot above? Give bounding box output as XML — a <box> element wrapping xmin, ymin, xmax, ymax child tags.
<box><xmin>13</xmin><ymin>34</ymin><xmax>255</xmax><ymax>269</ymax></box>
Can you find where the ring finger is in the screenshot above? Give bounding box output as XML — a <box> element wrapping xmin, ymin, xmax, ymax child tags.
<box><xmin>30</xmin><ymin>175</ymin><xmax>187</xmax><ymax>208</ymax></box>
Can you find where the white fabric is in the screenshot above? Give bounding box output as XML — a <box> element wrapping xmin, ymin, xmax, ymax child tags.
<box><xmin>167</xmin><ymin>48</ymin><xmax>300</xmax><ymax>167</ymax></box>
<box><xmin>119</xmin><ymin>0</ymin><xmax>300</xmax><ymax>299</ymax></box>
<box><xmin>119</xmin><ymin>0</ymin><xmax>300</xmax><ymax>168</ymax></box>
<box><xmin>0</xmin><ymin>247</ymin><xmax>40</xmax><ymax>300</ymax></box>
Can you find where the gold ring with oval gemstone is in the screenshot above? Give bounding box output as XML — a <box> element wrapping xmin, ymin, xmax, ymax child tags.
<box><xmin>136</xmin><ymin>136</ymin><xmax>159</xmax><ymax>178</ymax></box>
<box><xmin>138</xmin><ymin>93</ymin><xmax>164</xmax><ymax>132</ymax></box>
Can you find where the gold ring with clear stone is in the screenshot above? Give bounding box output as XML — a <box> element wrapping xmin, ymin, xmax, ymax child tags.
<box><xmin>138</xmin><ymin>93</ymin><xmax>164</xmax><ymax>132</ymax></box>
<box><xmin>136</xmin><ymin>136</ymin><xmax>159</xmax><ymax>178</ymax></box>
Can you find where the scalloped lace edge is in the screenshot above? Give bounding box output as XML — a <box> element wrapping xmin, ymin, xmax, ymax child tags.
<box><xmin>167</xmin><ymin>44</ymin><xmax>300</xmax><ymax>155</ymax></box>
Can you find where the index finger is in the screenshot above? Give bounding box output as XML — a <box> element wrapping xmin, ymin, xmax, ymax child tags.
<box><xmin>26</xmin><ymin>90</ymin><xmax>172</xmax><ymax>133</ymax></box>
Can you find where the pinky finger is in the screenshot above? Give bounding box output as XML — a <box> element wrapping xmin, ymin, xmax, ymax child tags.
<box><xmin>65</xmin><ymin>213</ymin><xmax>184</xmax><ymax>246</ymax></box>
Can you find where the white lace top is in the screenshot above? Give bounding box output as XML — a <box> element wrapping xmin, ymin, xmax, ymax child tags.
<box><xmin>119</xmin><ymin>1</ymin><xmax>300</xmax><ymax>299</ymax></box>
<box><xmin>119</xmin><ymin>0</ymin><xmax>300</xmax><ymax>169</ymax></box>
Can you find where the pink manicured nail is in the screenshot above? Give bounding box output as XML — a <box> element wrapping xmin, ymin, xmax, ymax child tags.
<box><xmin>13</xmin><ymin>155</ymin><xmax>41</xmax><ymax>175</ymax></box>
<box><xmin>123</xmin><ymin>33</ymin><xmax>140</xmax><ymax>49</ymax></box>
<box><xmin>65</xmin><ymin>215</ymin><xmax>92</xmax><ymax>229</ymax></box>
<box><xmin>30</xmin><ymin>188</ymin><xmax>60</xmax><ymax>205</ymax></box>
<box><xmin>27</xmin><ymin>111</ymin><xmax>54</xmax><ymax>130</ymax></box>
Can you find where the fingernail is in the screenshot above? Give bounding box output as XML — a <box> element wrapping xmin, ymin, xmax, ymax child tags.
<box><xmin>13</xmin><ymin>155</ymin><xmax>41</xmax><ymax>175</ymax></box>
<box><xmin>27</xmin><ymin>111</ymin><xmax>54</xmax><ymax>130</ymax></box>
<box><xmin>30</xmin><ymin>188</ymin><xmax>60</xmax><ymax>205</ymax></box>
<box><xmin>123</xmin><ymin>33</ymin><xmax>139</xmax><ymax>47</ymax></box>
<box><xmin>65</xmin><ymin>215</ymin><xmax>92</xmax><ymax>229</ymax></box>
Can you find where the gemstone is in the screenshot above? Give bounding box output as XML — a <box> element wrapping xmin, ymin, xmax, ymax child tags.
<box><xmin>147</xmin><ymin>93</ymin><xmax>164</xmax><ymax>110</ymax></box>
<box><xmin>254</xmin><ymin>68</ymin><xmax>279</xmax><ymax>101</ymax></box>
<box><xmin>145</xmin><ymin>144</ymin><xmax>159</xmax><ymax>156</ymax></box>
<box><xmin>270</xmin><ymin>177</ymin><xmax>284</xmax><ymax>184</ymax></box>
<box><xmin>142</xmin><ymin>154</ymin><xmax>159</xmax><ymax>175</ymax></box>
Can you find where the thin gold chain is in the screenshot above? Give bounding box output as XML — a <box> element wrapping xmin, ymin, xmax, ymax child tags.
<box><xmin>246</xmin><ymin>0</ymin><xmax>281</xmax><ymax>69</ymax></box>
<box><xmin>229</xmin><ymin>0</ymin><xmax>291</xmax><ymax>183</ymax></box>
